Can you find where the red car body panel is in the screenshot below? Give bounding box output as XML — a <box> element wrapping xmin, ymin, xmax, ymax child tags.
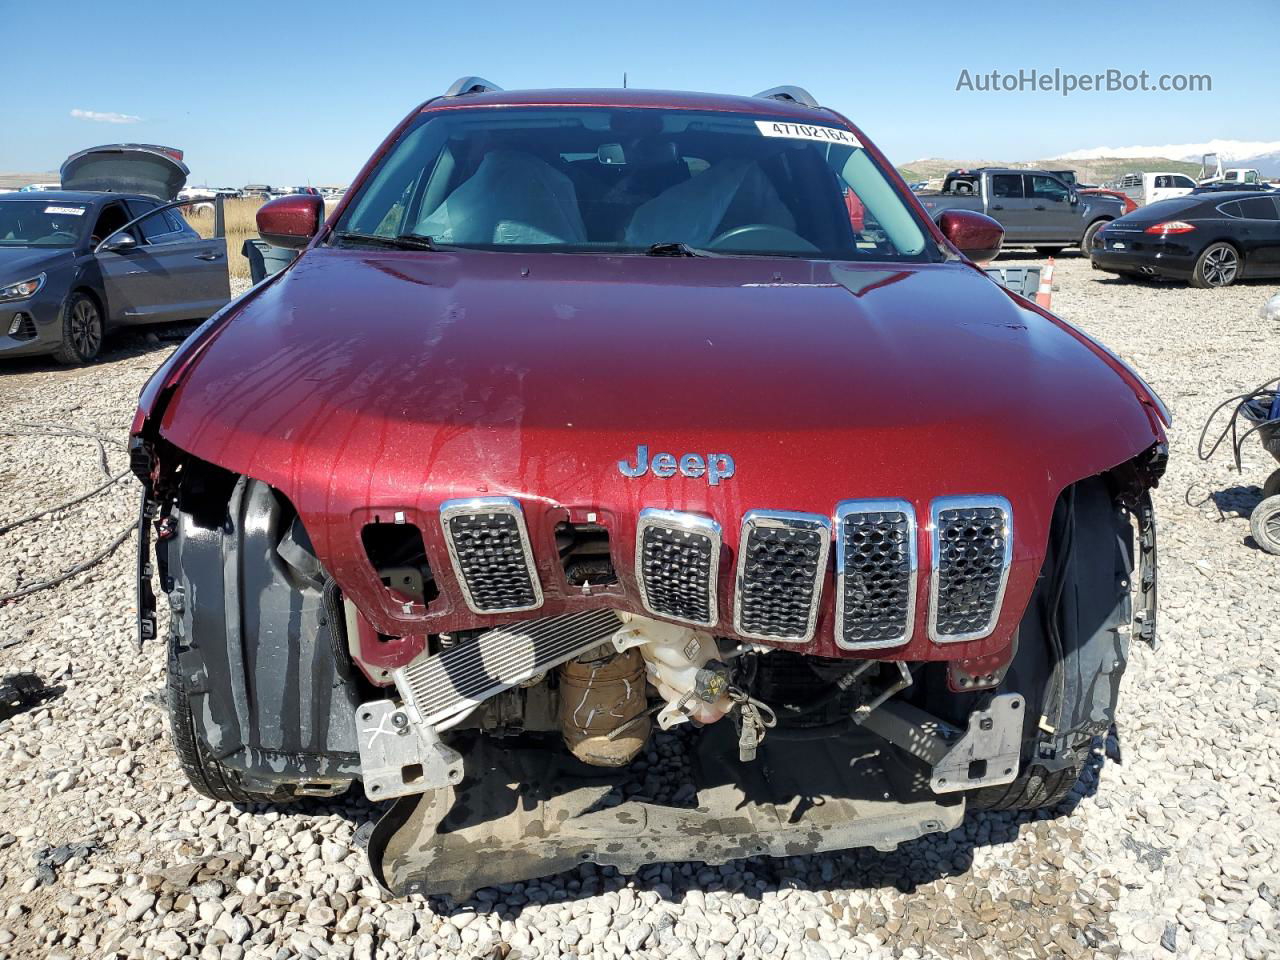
<box><xmin>149</xmin><ymin>247</ymin><xmax>1160</xmax><ymax>672</ymax></box>
<box><xmin>134</xmin><ymin>89</ymin><xmax>1165</xmax><ymax>677</ymax></box>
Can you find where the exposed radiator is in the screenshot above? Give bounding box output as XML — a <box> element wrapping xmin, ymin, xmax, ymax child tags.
<box><xmin>394</xmin><ymin>609</ymin><xmax>623</xmax><ymax>726</ymax></box>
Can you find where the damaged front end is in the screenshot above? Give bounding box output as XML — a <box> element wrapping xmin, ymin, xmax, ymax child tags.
<box><xmin>133</xmin><ymin>430</ymin><xmax>1162</xmax><ymax>897</ymax></box>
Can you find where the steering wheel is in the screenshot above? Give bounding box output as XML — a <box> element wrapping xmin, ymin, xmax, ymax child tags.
<box><xmin>707</xmin><ymin>223</ymin><xmax>820</xmax><ymax>254</ymax></box>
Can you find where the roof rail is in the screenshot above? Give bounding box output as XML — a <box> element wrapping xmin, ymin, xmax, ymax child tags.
<box><xmin>443</xmin><ymin>76</ymin><xmax>503</xmax><ymax>97</ymax></box>
<box><xmin>753</xmin><ymin>86</ymin><xmax>820</xmax><ymax>108</ymax></box>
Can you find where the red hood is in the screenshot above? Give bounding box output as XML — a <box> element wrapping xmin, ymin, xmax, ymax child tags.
<box><xmin>154</xmin><ymin>248</ymin><xmax>1161</xmax><ymax>662</ymax></box>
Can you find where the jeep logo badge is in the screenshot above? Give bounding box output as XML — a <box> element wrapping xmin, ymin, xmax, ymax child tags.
<box><xmin>618</xmin><ymin>445</ymin><xmax>735</xmax><ymax>486</ymax></box>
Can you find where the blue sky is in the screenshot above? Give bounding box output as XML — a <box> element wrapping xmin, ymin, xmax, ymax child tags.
<box><xmin>3</xmin><ymin>0</ymin><xmax>1275</xmax><ymax>185</ymax></box>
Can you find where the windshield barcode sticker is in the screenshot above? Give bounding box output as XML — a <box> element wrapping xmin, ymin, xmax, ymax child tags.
<box><xmin>44</xmin><ymin>205</ymin><xmax>86</xmax><ymax>216</ymax></box>
<box><xmin>755</xmin><ymin>121</ymin><xmax>861</xmax><ymax>146</ymax></box>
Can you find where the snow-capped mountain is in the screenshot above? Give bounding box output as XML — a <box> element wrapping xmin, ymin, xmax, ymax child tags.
<box><xmin>1058</xmin><ymin>138</ymin><xmax>1280</xmax><ymax>165</ymax></box>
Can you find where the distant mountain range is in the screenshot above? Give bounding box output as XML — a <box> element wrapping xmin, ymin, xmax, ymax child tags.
<box><xmin>1059</xmin><ymin>139</ymin><xmax>1280</xmax><ymax>177</ymax></box>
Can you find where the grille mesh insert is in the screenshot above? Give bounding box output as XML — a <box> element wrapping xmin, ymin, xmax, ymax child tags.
<box><xmin>638</xmin><ymin>523</ymin><xmax>716</xmax><ymax>625</ymax></box>
<box><xmin>932</xmin><ymin>502</ymin><xmax>1010</xmax><ymax>640</ymax></box>
<box><xmin>443</xmin><ymin>505</ymin><xmax>540</xmax><ymax>613</ymax></box>
<box><xmin>735</xmin><ymin>515</ymin><xmax>829</xmax><ymax>642</ymax></box>
<box><xmin>837</xmin><ymin>508</ymin><xmax>914</xmax><ymax>647</ymax></box>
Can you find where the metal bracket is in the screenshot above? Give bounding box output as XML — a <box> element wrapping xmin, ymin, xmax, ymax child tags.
<box><xmin>357</xmin><ymin>699</ymin><xmax>463</xmax><ymax>802</ymax></box>
<box><xmin>135</xmin><ymin>492</ymin><xmax>157</xmax><ymax>649</ymax></box>
<box><xmin>860</xmin><ymin>693</ymin><xmax>1023</xmax><ymax>794</ymax></box>
<box><xmin>1135</xmin><ymin>491</ymin><xmax>1159</xmax><ymax>649</ymax></box>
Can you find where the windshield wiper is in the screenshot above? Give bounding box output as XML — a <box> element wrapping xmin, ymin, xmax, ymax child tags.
<box><xmin>644</xmin><ymin>241</ymin><xmax>711</xmax><ymax>257</ymax></box>
<box><xmin>332</xmin><ymin>230</ymin><xmax>439</xmax><ymax>251</ymax></box>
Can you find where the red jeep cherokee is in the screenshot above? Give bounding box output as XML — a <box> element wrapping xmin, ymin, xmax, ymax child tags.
<box><xmin>131</xmin><ymin>79</ymin><xmax>1168</xmax><ymax>896</ymax></box>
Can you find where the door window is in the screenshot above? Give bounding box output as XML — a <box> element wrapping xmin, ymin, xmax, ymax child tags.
<box><xmin>127</xmin><ymin>199</ymin><xmax>180</xmax><ymax>244</ymax></box>
<box><xmin>91</xmin><ymin>203</ymin><xmax>132</xmax><ymax>247</ymax></box>
<box><xmin>1236</xmin><ymin>197</ymin><xmax>1280</xmax><ymax>220</ymax></box>
<box><xmin>1025</xmin><ymin>175</ymin><xmax>1069</xmax><ymax>202</ymax></box>
<box><xmin>990</xmin><ymin>174</ymin><xmax>1023</xmax><ymax>199</ymax></box>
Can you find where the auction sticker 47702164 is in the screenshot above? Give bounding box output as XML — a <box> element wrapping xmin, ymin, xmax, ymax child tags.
<box><xmin>754</xmin><ymin>120</ymin><xmax>862</xmax><ymax>146</ymax></box>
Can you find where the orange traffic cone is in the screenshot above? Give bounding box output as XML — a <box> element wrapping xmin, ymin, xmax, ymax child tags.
<box><xmin>1036</xmin><ymin>257</ymin><xmax>1055</xmax><ymax>309</ymax></box>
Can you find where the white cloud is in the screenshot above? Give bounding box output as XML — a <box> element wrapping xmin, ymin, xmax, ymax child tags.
<box><xmin>70</xmin><ymin>108</ymin><xmax>142</xmax><ymax>124</ymax></box>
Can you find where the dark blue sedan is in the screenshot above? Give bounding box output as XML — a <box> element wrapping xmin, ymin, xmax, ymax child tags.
<box><xmin>0</xmin><ymin>145</ymin><xmax>229</xmax><ymax>364</ymax></box>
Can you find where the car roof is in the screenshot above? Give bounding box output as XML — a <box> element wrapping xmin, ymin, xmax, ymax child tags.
<box><xmin>418</xmin><ymin>87</ymin><xmax>840</xmax><ymax>121</ymax></box>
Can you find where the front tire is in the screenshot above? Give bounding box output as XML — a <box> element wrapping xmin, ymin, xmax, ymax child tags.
<box><xmin>1079</xmin><ymin>220</ymin><xmax>1107</xmax><ymax>257</ymax></box>
<box><xmin>166</xmin><ymin>616</ymin><xmax>297</xmax><ymax>804</ymax></box>
<box><xmin>52</xmin><ymin>291</ymin><xmax>103</xmax><ymax>365</ymax></box>
<box><xmin>1191</xmin><ymin>242</ymin><xmax>1241</xmax><ymax>288</ymax></box>
<box><xmin>970</xmin><ymin>756</ymin><xmax>1086</xmax><ymax>811</ymax></box>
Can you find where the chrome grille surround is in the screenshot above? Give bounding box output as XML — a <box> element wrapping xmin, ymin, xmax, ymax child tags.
<box><xmin>928</xmin><ymin>495</ymin><xmax>1013</xmax><ymax>643</ymax></box>
<box><xmin>833</xmin><ymin>499</ymin><xmax>917</xmax><ymax>650</ymax></box>
<box><xmin>733</xmin><ymin>510</ymin><xmax>831</xmax><ymax>644</ymax></box>
<box><xmin>634</xmin><ymin>509</ymin><xmax>721</xmax><ymax>627</ymax></box>
<box><xmin>439</xmin><ymin>497</ymin><xmax>543</xmax><ymax>615</ymax></box>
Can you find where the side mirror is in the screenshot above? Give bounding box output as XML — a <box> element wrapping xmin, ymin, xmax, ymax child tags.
<box><xmin>1069</xmin><ymin>191</ymin><xmax>1079</xmax><ymax>205</ymax></box>
<box><xmin>937</xmin><ymin>209</ymin><xmax>1004</xmax><ymax>262</ymax></box>
<box><xmin>256</xmin><ymin>194</ymin><xmax>324</xmax><ymax>249</ymax></box>
<box><xmin>99</xmin><ymin>232</ymin><xmax>137</xmax><ymax>253</ymax></box>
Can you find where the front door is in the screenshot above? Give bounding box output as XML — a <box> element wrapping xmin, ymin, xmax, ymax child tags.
<box><xmin>91</xmin><ymin>201</ymin><xmax>152</xmax><ymax>322</ymax></box>
<box><xmin>1023</xmin><ymin>174</ymin><xmax>1077</xmax><ymax>243</ymax></box>
<box><xmin>119</xmin><ymin>200</ymin><xmax>229</xmax><ymax>323</ymax></box>
<box><xmin>1232</xmin><ymin>196</ymin><xmax>1280</xmax><ymax>272</ymax></box>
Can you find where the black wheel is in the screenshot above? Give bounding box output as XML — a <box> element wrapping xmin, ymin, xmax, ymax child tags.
<box><xmin>1079</xmin><ymin>220</ymin><xmax>1107</xmax><ymax>257</ymax></box>
<box><xmin>1034</xmin><ymin>246</ymin><xmax>1065</xmax><ymax>256</ymax></box>
<box><xmin>1191</xmin><ymin>242</ymin><xmax>1241</xmax><ymax>288</ymax></box>
<box><xmin>1262</xmin><ymin>469</ymin><xmax>1280</xmax><ymax>500</ymax></box>
<box><xmin>52</xmin><ymin>291</ymin><xmax>103</xmax><ymax>365</ymax></box>
<box><xmin>969</xmin><ymin>758</ymin><xmax>1085</xmax><ymax>811</ymax></box>
<box><xmin>1250</xmin><ymin>495</ymin><xmax>1280</xmax><ymax>555</ymax></box>
<box><xmin>166</xmin><ymin>620</ymin><xmax>296</xmax><ymax>804</ymax></box>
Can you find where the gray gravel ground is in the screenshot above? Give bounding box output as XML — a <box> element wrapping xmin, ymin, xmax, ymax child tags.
<box><xmin>1</xmin><ymin>261</ymin><xmax>1278</xmax><ymax>960</ymax></box>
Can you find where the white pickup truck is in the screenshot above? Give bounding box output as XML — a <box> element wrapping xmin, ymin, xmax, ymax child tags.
<box><xmin>1115</xmin><ymin>171</ymin><xmax>1196</xmax><ymax>207</ymax></box>
<box><xmin>1199</xmin><ymin>153</ymin><xmax>1264</xmax><ymax>187</ymax></box>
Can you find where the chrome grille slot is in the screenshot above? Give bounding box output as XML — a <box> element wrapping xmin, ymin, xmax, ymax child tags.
<box><xmin>835</xmin><ymin>500</ymin><xmax>917</xmax><ymax>650</ymax></box>
<box><xmin>929</xmin><ymin>496</ymin><xmax>1013</xmax><ymax>643</ymax></box>
<box><xmin>395</xmin><ymin>609</ymin><xmax>622</xmax><ymax>726</ymax></box>
<box><xmin>635</xmin><ymin>509</ymin><xmax>721</xmax><ymax>627</ymax></box>
<box><xmin>440</xmin><ymin>497</ymin><xmax>542</xmax><ymax>614</ymax></box>
<box><xmin>734</xmin><ymin>511</ymin><xmax>830</xmax><ymax>643</ymax></box>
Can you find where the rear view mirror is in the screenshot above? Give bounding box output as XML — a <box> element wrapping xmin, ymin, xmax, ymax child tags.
<box><xmin>257</xmin><ymin>194</ymin><xmax>324</xmax><ymax>249</ymax></box>
<box><xmin>936</xmin><ymin>209</ymin><xmax>1004</xmax><ymax>262</ymax></box>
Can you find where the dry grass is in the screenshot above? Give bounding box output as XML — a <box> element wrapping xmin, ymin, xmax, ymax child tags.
<box><xmin>180</xmin><ymin>197</ymin><xmax>341</xmax><ymax>282</ymax></box>
<box><xmin>181</xmin><ymin>197</ymin><xmax>266</xmax><ymax>281</ymax></box>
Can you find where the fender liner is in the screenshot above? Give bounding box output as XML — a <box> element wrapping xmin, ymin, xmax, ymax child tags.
<box><xmin>163</xmin><ymin>476</ymin><xmax>362</xmax><ymax>788</ymax></box>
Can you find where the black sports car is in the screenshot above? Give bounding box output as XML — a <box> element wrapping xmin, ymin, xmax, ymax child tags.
<box><xmin>1090</xmin><ymin>190</ymin><xmax>1280</xmax><ymax>289</ymax></box>
<box><xmin>0</xmin><ymin>145</ymin><xmax>229</xmax><ymax>364</ymax></box>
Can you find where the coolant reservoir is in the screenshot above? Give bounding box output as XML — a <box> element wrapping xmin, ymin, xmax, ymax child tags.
<box><xmin>613</xmin><ymin>614</ymin><xmax>732</xmax><ymax>729</ymax></box>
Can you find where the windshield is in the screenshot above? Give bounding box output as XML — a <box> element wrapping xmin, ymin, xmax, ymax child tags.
<box><xmin>0</xmin><ymin>199</ymin><xmax>87</xmax><ymax>248</ymax></box>
<box><xmin>335</xmin><ymin>107</ymin><xmax>936</xmax><ymax>261</ymax></box>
